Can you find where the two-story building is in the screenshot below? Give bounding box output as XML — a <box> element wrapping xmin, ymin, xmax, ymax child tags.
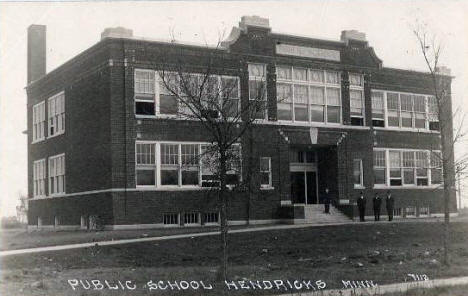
<box><xmin>26</xmin><ymin>16</ymin><xmax>456</xmax><ymax>230</ymax></box>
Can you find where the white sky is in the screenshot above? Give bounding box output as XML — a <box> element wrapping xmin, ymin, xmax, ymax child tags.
<box><xmin>0</xmin><ymin>0</ymin><xmax>467</xmax><ymax>217</ymax></box>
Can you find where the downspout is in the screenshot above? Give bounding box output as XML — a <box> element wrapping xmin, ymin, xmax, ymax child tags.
<box><xmin>122</xmin><ymin>40</ymin><xmax>128</xmax><ymax>217</ymax></box>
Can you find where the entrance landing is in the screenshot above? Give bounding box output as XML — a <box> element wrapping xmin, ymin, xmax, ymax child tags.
<box><xmin>297</xmin><ymin>204</ymin><xmax>352</xmax><ymax>224</ymax></box>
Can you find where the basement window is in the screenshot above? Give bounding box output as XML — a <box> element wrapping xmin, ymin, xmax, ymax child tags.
<box><xmin>204</xmin><ymin>212</ymin><xmax>219</xmax><ymax>224</ymax></box>
<box><xmin>184</xmin><ymin>212</ymin><xmax>200</xmax><ymax>225</ymax></box>
<box><xmin>163</xmin><ymin>213</ymin><xmax>179</xmax><ymax>225</ymax></box>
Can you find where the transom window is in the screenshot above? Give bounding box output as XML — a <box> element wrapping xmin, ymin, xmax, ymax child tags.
<box><xmin>276</xmin><ymin>66</ymin><xmax>341</xmax><ymax>124</ymax></box>
<box><xmin>373</xmin><ymin>149</ymin><xmax>441</xmax><ymax>187</ymax></box>
<box><xmin>32</xmin><ymin>102</ymin><xmax>45</xmax><ymax>142</ymax></box>
<box><xmin>372</xmin><ymin>90</ymin><xmax>438</xmax><ymax>131</ymax></box>
<box><xmin>48</xmin><ymin>92</ymin><xmax>65</xmax><ymax>137</ymax></box>
<box><xmin>49</xmin><ymin>154</ymin><xmax>65</xmax><ymax>195</ymax></box>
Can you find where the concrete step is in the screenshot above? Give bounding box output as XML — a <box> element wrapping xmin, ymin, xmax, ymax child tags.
<box><xmin>303</xmin><ymin>204</ymin><xmax>351</xmax><ymax>223</ymax></box>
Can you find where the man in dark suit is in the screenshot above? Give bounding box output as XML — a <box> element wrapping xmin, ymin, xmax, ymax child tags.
<box><xmin>372</xmin><ymin>193</ymin><xmax>382</xmax><ymax>221</ymax></box>
<box><xmin>386</xmin><ymin>190</ymin><xmax>394</xmax><ymax>221</ymax></box>
<box><xmin>323</xmin><ymin>188</ymin><xmax>331</xmax><ymax>214</ymax></box>
<box><xmin>357</xmin><ymin>191</ymin><xmax>366</xmax><ymax>222</ymax></box>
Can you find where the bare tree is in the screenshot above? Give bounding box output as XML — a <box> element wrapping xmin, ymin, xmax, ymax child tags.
<box><xmin>413</xmin><ymin>25</ymin><xmax>468</xmax><ymax>265</ymax></box>
<box><xmin>148</xmin><ymin>39</ymin><xmax>268</xmax><ymax>281</ymax></box>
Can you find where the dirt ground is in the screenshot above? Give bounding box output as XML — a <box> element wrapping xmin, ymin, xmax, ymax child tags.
<box><xmin>1</xmin><ymin>221</ymin><xmax>468</xmax><ymax>296</ymax></box>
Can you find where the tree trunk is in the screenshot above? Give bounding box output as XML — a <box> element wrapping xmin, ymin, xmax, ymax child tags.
<box><xmin>218</xmin><ymin>150</ymin><xmax>229</xmax><ymax>282</ymax></box>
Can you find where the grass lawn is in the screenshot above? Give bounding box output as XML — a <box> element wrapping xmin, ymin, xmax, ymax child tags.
<box><xmin>1</xmin><ymin>222</ymin><xmax>468</xmax><ymax>296</ymax></box>
<box><xmin>381</xmin><ymin>284</ymin><xmax>468</xmax><ymax>296</ymax></box>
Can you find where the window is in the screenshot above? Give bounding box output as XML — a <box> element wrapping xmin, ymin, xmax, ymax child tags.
<box><xmin>350</xmin><ymin>89</ymin><xmax>364</xmax><ymax>126</ymax></box>
<box><xmin>33</xmin><ymin>159</ymin><xmax>46</xmax><ymax>197</ymax></box>
<box><xmin>204</xmin><ymin>212</ymin><xmax>219</xmax><ymax>224</ymax></box>
<box><xmin>163</xmin><ymin>213</ymin><xmax>179</xmax><ymax>225</ymax></box>
<box><xmin>393</xmin><ymin>208</ymin><xmax>402</xmax><ymax>217</ymax></box>
<box><xmin>375</xmin><ymin>90</ymin><xmax>437</xmax><ymax>130</ymax></box>
<box><xmin>135</xmin><ymin>69</ymin><xmax>156</xmax><ymax>115</ymax></box>
<box><xmin>419</xmin><ymin>206</ymin><xmax>430</xmax><ymax>217</ymax></box>
<box><xmin>389</xmin><ymin>151</ymin><xmax>402</xmax><ymax>186</ymax></box>
<box><xmin>48</xmin><ymin>92</ymin><xmax>65</xmax><ymax>137</ymax></box>
<box><xmin>181</xmin><ymin>144</ymin><xmax>200</xmax><ymax>185</ymax></box>
<box><xmin>136</xmin><ymin>143</ymin><xmax>156</xmax><ymax>186</ymax></box>
<box><xmin>135</xmin><ymin>69</ymin><xmax>239</xmax><ymax>118</ymax></box>
<box><xmin>32</xmin><ymin>102</ymin><xmax>45</xmax><ymax>142</ymax></box>
<box><xmin>405</xmin><ymin>206</ymin><xmax>416</xmax><ymax>217</ymax></box>
<box><xmin>387</xmin><ymin>93</ymin><xmax>400</xmax><ymax>127</ymax></box>
<box><xmin>249</xmin><ymin>64</ymin><xmax>267</xmax><ymax>120</ymax></box>
<box><xmin>415</xmin><ymin>151</ymin><xmax>428</xmax><ymax>186</ymax></box>
<box><xmin>414</xmin><ymin>95</ymin><xmax>426</xmax><ymax>129</ymax></box>
<box><xmin>136</xmin><ymin>142</ymin><xmax>241</xmax><ymax>189</ymax></box>
<box><xmin>373</xmin><ymin>148</ymin><xmax>440</xmax><ymax>187</ymax></box>
<box><xmin>353</xmin><ymin>159</ymin><xmax>363</xmax><ymax>187</ymax></box>
<box><xmin>221</xmin><ymin>76</ymin><xmax>240</xmax><ymax>118</ymax></box>
<box><xmin>402</xmin><ymin>151</ymin><xmax>415</xmax><ymax>185</ymax></box>
<box><xmin>260</xmin><ymin>157</ymin><xmax>272</xmax><ymax>188</ymax></box>
<box><xmin>430</xmin><ymin>151</ymin><xmax>443</xmax><ymax>185</ymax></box>
<box><xmin>54</xmin><ymin>216</ymin><xmax>60</xmax><ymax>227</ymax></box>
<box><xmin>49</xmin><ymin>154</ymin><xmax>65</xmax><ymax>195</ymax></box>
<box><xmin>158</xmin><ymin>72</ymin><xmax>179</xmax><ymax>115</ymax></box>
<box><xmin>277</xmin><ymin>83</ymin><xmax>292</xmax><ymax>120</ymax></box>
<box><xmin>184</xmin><ymin>212</ymin><xmax>200</xmax><ymax>225</ymax></box>
<box><xmin>349</xmin><ymin>73</ymin><xmax>365</xmax><ymax>126</ymax></box>
<box><xmin>160</xmin><ymin>143</ymin><xmax>180</xmax><ymax>186</ymax></box>
<box><xmin>371</xmin><ymin>91</ymin><xmax>385</xmax><ymax>127</ymax></box>
<box><xmin>276</xmin><ymin>66</ymin><xmax>341</xmax><ymax>124</ymax></box>
<box><xmin>373</xmin><ymin>151</ymin><xmax>386</xmax><ymax>185</ymax></box>
<box><xmin>427</xmin><ymin>96</ymin><xmax>439</xmax><ymax>131</ymax></box>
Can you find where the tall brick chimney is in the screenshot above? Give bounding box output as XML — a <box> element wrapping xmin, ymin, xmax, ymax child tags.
<box><xmin>27</xmin><ymin>24</ymin><xmax>46</xmax><ymax>84</ymax></box>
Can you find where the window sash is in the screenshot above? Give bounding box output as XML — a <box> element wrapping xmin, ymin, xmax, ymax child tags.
<box><xmin>48</xmin><ymin>154</ymin><xmax>65</xmax><ymax>195</ymax></box>
<box><xmin>260</xmin><ymin>157</ymin><xmax>272</xmax><ymax>187</ymax></box>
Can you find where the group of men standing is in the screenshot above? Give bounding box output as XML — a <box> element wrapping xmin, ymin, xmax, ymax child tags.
<box><xmin>357</xmin><ymin>190</ymin><xmax>394</xmax><ymax>222</ymax></box>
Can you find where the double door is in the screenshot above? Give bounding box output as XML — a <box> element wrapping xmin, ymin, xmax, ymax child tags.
<box><xmin>291</xmin><ymin>170</ymin><xmax>318</xmax><ymax>204</ymax></box>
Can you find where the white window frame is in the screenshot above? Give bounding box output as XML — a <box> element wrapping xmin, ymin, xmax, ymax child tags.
<box><xmin>353</xmin><ymin>159</ymin><xmax>364</xmax><ymax>188</ymax></box>
<box><xmin>372</xmin><ymin>89</ymin><xmax>438</xmax><ymax>132</ymax></box>
<box><xmin>405</xmin><ymin>206</ymin><xmax>417</xmax><ymax>217</ymax></box>
<box><xmin>183</xmin><ymin>212</ymin><xmax>201</xmax><ymax>226</ymax></box>
<box><xmin>373</xmin><ymin>150</ymin><xmax>387</xmax><ymax>186</ymax></box>
<box><xmin>47</xmin><ymin>91</ymin><xmax>65</xmax><ymax>138</ymax></box>
<box><xmin>135</xmin><ymin>143</ymin><xmax>157</xmax><ymax>187</ymax></box>
<box><xmin>48</xmin><ymin>153</ymin><xmax>65</xmax><ymax>196</ymax></box>
<box><xmin>419</xmin><ymin>206</ymin><xmax>430</xmax><ymax>217</ymax></box>
<box><xmin>134</xmin><ymin>68</ymin><xmax>157</xmax><ymax>116</ymax></box>
<box><xmin>371</xmin><ymin>90</ymin><xmax>385</xmax><ymax>126</ymax></box>
<box><xmin>33</xmin><ymin>159</ymin><xmax>46</xmax><ymax>198</ymax></box>
<box><xmin>373</xmin><ymin>148</ymin><xmax>441</xmax><ymax>188</ymax></box>
<box><xmin>135</xmin><ymin>141</ymin><xmax>241</xmax><ymax>189</ymax></box>
<box><xmin>204</xmin><ymin>212</ymin><xmax>220</xmax><ymax>225</ymax></box>
<box><xmin>349</xmin><ymin>73</ymin><xmax>365</xmax><ymax>126</ymax></box>
<box><xmin>134</xmin><ymin>69</ymin><xmax>241</xmax><ymax>120</ymax></box>
<box><xmin>163</xmin><ymin>213</ymin><xmax>180</xmax><ymax>226</ymax></box>
<box><xmin>32</xmin><ymin>101</ymin><xmax>45</xmax><ymax>143</ymax></box>
<box><xmin>276</xmin><ymin>66</ymin><xmax>342</xmax><ymax>125</ymax></box>
<box><xmin>260</xmin><ymin>157</ymin><xmax>272</xmax><ymax>188</ymax></box>
<box><xmin>249</xmin><ymin>63</ymin><xmax>268</xmax><ymax>121</ymax></box>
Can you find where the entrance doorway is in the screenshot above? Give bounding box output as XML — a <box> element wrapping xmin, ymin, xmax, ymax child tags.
<box><xmin>291</xmin><ymin>171</ymin><xmax>317</xmax><ymax>204</ymax></box>
<box><xmin>289</xmin><ymin>149</ymin><xmax>318</xmax><ymax>204</ymax></box>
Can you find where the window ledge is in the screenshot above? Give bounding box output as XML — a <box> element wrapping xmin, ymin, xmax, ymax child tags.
<box><xmin>372</xmin><ymin>185</ymin><xmax>441</xmax><ymax>190</ymax></box>
<box><xmin>47</xmin><ymin>131</ymin><xmax>65</xmax><ymax>140</ymax></box>
<box><xmin>373</xmin><ymin>127</ymin><xmax>440</xmax><ymax>134</ymax></box>
<box><xmin>135</xmin><ymin>186</ymin><xmax>214</xmax><ymax>191</ymax></box>
<box><xmin>260</xmin><ymin>186</ymin><xmax>275</xmax><ymax>191</ymax></box>
<box><xmin>31</xmin><ymin>138</ymin><xmax>45</xmax><ymax>144</ymax></box>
